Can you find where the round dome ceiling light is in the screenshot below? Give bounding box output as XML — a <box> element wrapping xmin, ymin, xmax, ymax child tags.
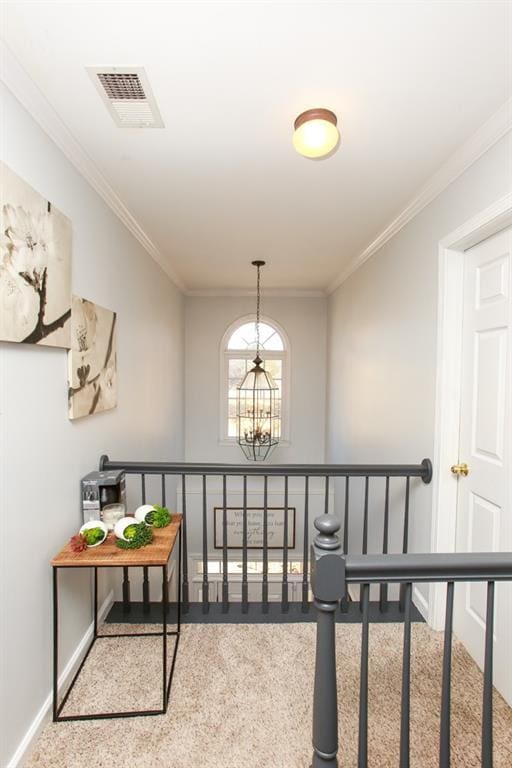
<box><xmin>293</xmin><ymin>108</ymin><xmax>339</xmax><ymax>159</ymax></box>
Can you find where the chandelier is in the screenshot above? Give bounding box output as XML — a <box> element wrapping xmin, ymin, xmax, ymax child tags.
<box><xmin>237</xmin><ymin>261</ymin><xmax>280</xmax><ymax>461</ymax></box>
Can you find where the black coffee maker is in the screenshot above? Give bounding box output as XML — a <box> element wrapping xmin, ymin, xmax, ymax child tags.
<box><xmin>81</xmin><ymin>470</ymin><xmax>126</xmax><ymax>524</ymax></box>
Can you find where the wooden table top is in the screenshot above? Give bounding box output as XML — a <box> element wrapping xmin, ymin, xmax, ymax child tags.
<box><xmin>51</xmin><ymin>514</ymin><xmax>182</xmax><ymax>568</ymax></box>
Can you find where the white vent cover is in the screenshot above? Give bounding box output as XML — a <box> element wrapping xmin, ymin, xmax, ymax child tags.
<box><xmin>87</xmin><ymin>67</ymin><xmax>164</xmax><ymax>128</ymax></box>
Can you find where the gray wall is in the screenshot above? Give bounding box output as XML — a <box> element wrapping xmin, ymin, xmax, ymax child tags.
<box><xmin>185</xmin><ymin>295</ymin><xmax>327</xmax><ymax>464</ymax></box>
<box><xmin>326</xmin><ymin>132</ymin><xmax>511</xmax><ymax>594</ymax></box>
<box><xmin>0</xmin><ymin>85</ymin><xmax>185</xmax><ymax>766</ymax></box>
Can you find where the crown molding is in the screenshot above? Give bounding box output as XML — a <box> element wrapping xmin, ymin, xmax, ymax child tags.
<box><xmin>0</xmin><ymin>40</ymin><xmax>187</xmax><ymax>293</ymax></box>
<box><xmin>185</xmin><ymin>287</ymin><xmax>326</xmax><ymax>298</ymax></box>
<box><xmin>4</xmin><ymin>39</ymin><xmax>509</xmax><ymax>300</ymax></box>
<box><xmin>327</xmin><ymin>98</ymin><xmax>512</xmax><ymax>294</ymax></box>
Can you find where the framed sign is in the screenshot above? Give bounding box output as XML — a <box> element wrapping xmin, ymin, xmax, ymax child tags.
<box><xmin>213</xmin><ymin>507</ymin><xmax>296</xmax><ymax>550</ymax></box>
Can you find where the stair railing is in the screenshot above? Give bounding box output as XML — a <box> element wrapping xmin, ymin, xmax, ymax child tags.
<box><xmin>310</xmin><ymin>514</ymin><xmax>512</xmax><ymax>768</ymax></box>
<box><xmin>99</xmin><ymin>455</ymin><xmax>432</xmax><ymax>615</ymax></box>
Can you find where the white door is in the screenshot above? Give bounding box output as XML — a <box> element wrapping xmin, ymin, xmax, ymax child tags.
<box><xmin>453</xmin><ymin>227</ymin><xmax>512</xmax><ymax>705</ymax></box>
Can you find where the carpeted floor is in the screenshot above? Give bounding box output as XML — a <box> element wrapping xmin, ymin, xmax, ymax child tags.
<box><xmin>27</xmin><ymin>623</ymin><xmax>512</xmax><ymax>768</ymax></box>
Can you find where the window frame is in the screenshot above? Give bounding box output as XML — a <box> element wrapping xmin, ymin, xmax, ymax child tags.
<box><xmin>219</xmin><ymin>314</ymin><xmax>290</xmax><ymax>446</ymax></box>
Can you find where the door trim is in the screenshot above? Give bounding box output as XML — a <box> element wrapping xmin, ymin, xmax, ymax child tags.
<box><xmin>429</xmin><ymin>193</ymin><xmax>512</xmax><ymax>631</ymax></box>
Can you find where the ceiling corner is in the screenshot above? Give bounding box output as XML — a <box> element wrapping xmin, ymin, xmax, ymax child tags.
<box><xmin>327</xmin><ymin>97</ymin><xmax>512</xmax><ymax>295</ymax></box>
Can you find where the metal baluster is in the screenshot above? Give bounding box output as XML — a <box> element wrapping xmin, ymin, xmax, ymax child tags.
<box><xmin>181</xmin><ymin>474</ymin><xmax>190</xmax><ymax>612</ymax></box>
<box><xmin>122</xmin><ymin>566</ymin><xmax>131</xmax><ymax>614</ymax></box>
<box><xmin>358</xmin><ymin>582</ymin><xmax>370</xmax><ymax>768</ymax></box>
<box><xmin>399</xmin><ymin>477</ymin><xmax>411</xmax><ymax>612</ymax></box>
<box><xmin>340</xmin><ymin>476</ymin><xmax>350</xmax><ymax>613</ymax></box>
<box><xmin>222</xmin><ymin>475</ymin><xmax>229</xmax><ymax>613</ymax></box>
<box><xmin>141</xmin><ymin>474</ymin><xmax>150</xmax><ymax>613</ymax></box>
<box><xmin>142</xmin><ymin>567</ymin><xmax>150</xmax><ymax>615</ymax></box>
<box><xmin>439</xmin><ymin>581</ymin><xmax>454</xmax><ymax>768</ymax></box>
<box><xmin>262</xmin><ymin>476</ymin><xmax>269</xmax><ymax>613</ymax></box>
<box><xmin>302</xmin><ymin>475</ymin><xmax>310</xmax><ymax>612</ymax></box>
<box><xmin>379</xmin><ymin>476</ymin><xmax>390</xmax><ymax>612</ymax></box>
<box><xmin>343</xmin><ymin>476</ymin><xmax>350</xmax><ymax>553</ymax></box>
<box><xmin>324</xmin><ymin>475</ymin><xmax>330</xmax><ymax>514</ymax></box>
<box><xmin>161</xmin><ymin>474</ymin><xmax>166</xmax><ymax>506</ymax></box>
<box><xmin>282</xmin><ymin>475</ymin><xmax>289</xmax><ymax>613</ymax></box>
<box><xmin>242</xmin><ymin>475</ymin><xmax>248</xmax><ymax>613</ymax></box>
<box><xmin>399</xmin><ymin>582</ymin><xmax>412</xmax><ymax>768</ymax></box>
<box><xmin>482</xmin><ymin>581</ymin><xmax>495</xmax><ymax>768</ymax></box>
<box><xmin>402</xmin><ymin>476</ymin><xmax>410</xmax><ymax>553</ymax></box>
<box><xmin>360</xmin><ymin>477</ymin><xmax>369</xmax><ymax>611</ymax></box>
<box><xmin>202</xmin><ymin>475</ymin><xmax>209</xmax><ymax>613</ymax></box>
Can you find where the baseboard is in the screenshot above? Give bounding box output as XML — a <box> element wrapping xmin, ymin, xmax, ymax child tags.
<box><xmin>107</xmin><ymin>598</ymin><xmax>422</xmax><ymax>624</ymax></box>
<box><xmin>413</xmin><ymin>585</ymin><xmax>429</xmax><ymax>622</ymax></box>
<box><xmin>7</xmin><ymin>589</ymin><xmax>114</xmax><ymax>768</ymax></box>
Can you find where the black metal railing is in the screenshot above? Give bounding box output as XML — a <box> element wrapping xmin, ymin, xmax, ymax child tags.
<box><xmin>310</xmin><ymin>514</ymin><xmax>512</xmax><ymax>768</ymax></box>
<box><xmin>99</xmin><ymin>455</ymin><xmax>432</xmax><ymax>615</ymax></box>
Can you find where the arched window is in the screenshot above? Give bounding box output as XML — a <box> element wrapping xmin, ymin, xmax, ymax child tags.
<box><xmin>220</xmin><ymin>316</ymin><xmax>289</xmax><ymax>442</ymax></box>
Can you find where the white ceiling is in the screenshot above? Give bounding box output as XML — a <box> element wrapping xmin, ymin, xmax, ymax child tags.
<box><xmin>2</xmin><ymin>1</ymin><xmax>511</xmax><ymax>292</ymax></box>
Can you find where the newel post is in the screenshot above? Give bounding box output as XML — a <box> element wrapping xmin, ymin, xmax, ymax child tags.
<box><xmin>311</xmin><ymin>514</ymin><xmax>346</xmax><ymax>768</ymax></box>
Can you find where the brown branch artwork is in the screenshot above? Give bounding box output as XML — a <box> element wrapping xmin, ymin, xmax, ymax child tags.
<box><xmin>87</xmin><ymin>312</ymin><xmax>116</xmax><ymax>415</ymax></box>
<box><xmin>68</xmin><ymin>310</ymin><xmax>117</xmax><ymax>416</ymax></box>
<box><xmin>20</xmin><ymin>267</ymin><xmax>72</xmax><ymax>345</ymax></box>
<box><xmin>102</xmin><ymin>312</ymin><xmax>117</xmax><ymax>371</ymax></box>
<box><xmin>68</xmin><ymin>370</ymin><xmax>100</xmax><ymax>401</ymax></box>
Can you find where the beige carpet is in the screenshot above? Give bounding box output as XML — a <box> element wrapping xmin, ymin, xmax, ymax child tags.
<box><xmin>26</xmin><ymin>623</ymin><xmax>512</xmax><ymax>768</ymax></box>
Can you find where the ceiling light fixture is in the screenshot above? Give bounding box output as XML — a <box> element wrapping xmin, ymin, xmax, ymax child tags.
<box><xmin>293</xmin><ymin>108</ymin><xmax>339</xmax><ymax>159</ymax></box>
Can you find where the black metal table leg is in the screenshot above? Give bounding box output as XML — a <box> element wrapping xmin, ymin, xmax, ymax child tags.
<box><xmin>93</xmin><ymin>567</ymin><xmax>98</xmax><ymax>638</ymax></box>
<box><xmin>162</xmin><ymin>564</ymin><xmax>168</xmax><ymax>711</ymax></box>
<box><xmin>52</xmin><ymin>567</ymin><xmax>58</xmax><ymax>721</ymax></box>
<box><xmin>165</xmin><ymin>524</ymin><xmax>182</xmax><ymax>706</ymax></box>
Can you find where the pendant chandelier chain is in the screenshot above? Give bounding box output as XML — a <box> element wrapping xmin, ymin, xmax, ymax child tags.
<box><xmin>256</xmin><ymin>262</ymin><xmax>261</xmax><ymax>357</ymax></box>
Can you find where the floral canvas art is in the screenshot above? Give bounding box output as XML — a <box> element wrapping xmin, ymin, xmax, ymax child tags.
<box><xmin>68</xmin><ymin>296</ymin><xmax>117</xmax><ymax>419</ymax></box>
<box><xmin>0</xmin><ymin>162</ymin><xmax>72</xmax><ymax>347</ymax></box>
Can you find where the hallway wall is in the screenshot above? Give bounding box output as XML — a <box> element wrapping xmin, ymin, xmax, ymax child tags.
<box><xmin>0</xmin><ymin>85</ymin><xmax>185</xmax><ymax>767</ymax></box>
<box><xmin>326</xmin><ymin>131</ymin><xmax>511</xmax><ymax>607</ymax></box>
<box><xmin>185</xmin><ymin>295</ymin><xmax>327</xmax><ymax>464</ymax></box>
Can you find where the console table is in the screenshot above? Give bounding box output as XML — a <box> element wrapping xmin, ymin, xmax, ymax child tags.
<box><xmin>51</xmin><ymin>514</ymin><xmax>182</xmax><ymax>721</ymax></box>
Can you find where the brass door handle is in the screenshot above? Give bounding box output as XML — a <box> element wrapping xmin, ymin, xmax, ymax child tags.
<box><xmin>451</xmin><ymin>462</ymin><xmax>469</xmax><ymax>477</ymax></box>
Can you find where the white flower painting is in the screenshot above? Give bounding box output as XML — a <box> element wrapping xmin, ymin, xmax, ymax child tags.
<box><xmin>68</xmin><ymin>296</ymin><xmax>117</xmax><ymax>419</ymax></box>
<box><xmin>0</xmin><ymin>162</ymin><xmax>71</xmax><ymax>347</ymax></box>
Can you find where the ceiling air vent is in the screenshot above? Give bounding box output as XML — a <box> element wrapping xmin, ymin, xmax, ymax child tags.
<box><xmin>87</xmin><ymin>67</ymin><xmax>164</xmax><ymax>128</ymax></box>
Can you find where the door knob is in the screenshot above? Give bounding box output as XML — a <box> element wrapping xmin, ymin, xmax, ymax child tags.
<box><xmin>451</xmin><ymin>462</ymin><xmax>469</xmax><ymax>477</ymax></box>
